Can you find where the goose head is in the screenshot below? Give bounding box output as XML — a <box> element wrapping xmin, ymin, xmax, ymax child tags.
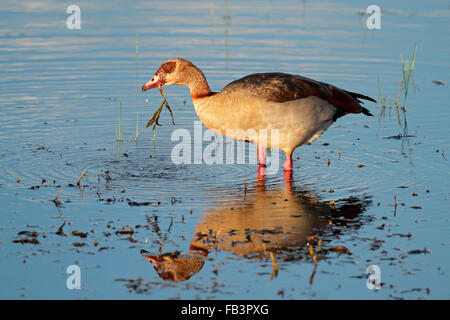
<box><xmin>141</xmin><ymin>58</ymin><xmax>211</xmax><ymax>96</ymax></box>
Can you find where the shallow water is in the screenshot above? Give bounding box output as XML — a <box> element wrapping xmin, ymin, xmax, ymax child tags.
<box><xmin>0</xmin><ymin>0</ymin><xmax>449</xmax><ymax>299</ymax></box>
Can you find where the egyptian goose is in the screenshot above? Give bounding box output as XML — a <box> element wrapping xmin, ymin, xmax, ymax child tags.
<box><xmin>142</xmin><ymin>58</ymin><xmax>375</xmax><ymax>171</ymax></box>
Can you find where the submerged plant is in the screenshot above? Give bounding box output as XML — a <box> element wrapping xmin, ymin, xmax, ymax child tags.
<box><xmin>116</xmin><ymin>102</ymin><xmax>123</xmax><ymax>142</ymax></box>
<box><xmin>135</xmin><ymin>112</ymin><xmax>139</xmax><ymax>142</ymax></box>
<box><xmin>376</xmin><ymin>77</ymin><xmax>391</xmax><ymax>137</ymax></box>
<box><xmin>398</xmin><ymin>44</ymin><xmax>417</xmax><ymax>138</ymax></box>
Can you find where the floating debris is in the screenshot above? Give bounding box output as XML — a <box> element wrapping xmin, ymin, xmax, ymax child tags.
<box><xmin>73</xmin><ymin>242</ymin><xmax>86</xmax><ymax>247</ymax></box>
<box><xmin>105</xmin><ymin>170</ymin><xmax>112</xmax><ymax>182</ymax></box>
<box><xmin>116</xmin><ymin>227</ymin><xmax>134</xmax><ymax>235</ymax></box>
<box><xmin>330</xmin><ymin>246</ymin><xmax>351</xmax><ymax>255</ymax></box>
<box><xmin>13</xmin><ymin>238</ymin><xmax>40</xmax><ymax>245</ymax></box>
<box><xmin>122</xmin><ymin>236</ymin><xmax>138</xmax><ymax>243</ymax></box>
<box><xmin>55</xmin><ymin>222</ymin><xmax>67</xmax><ymax>236</ymax></box>
<box><xmin>72</xmin><ymin>230</ymin><xmax>88</xmax><ymax>238</ymax></box>
<box><xmin>394</xmin><ymin>195</ymin><xmax>398</xmax><ymax>216</ymax></box>
<box><xmin>383</xmin><ymin>134</ymin><xmax>416</xmax><ymax>140</ymax></box>
<box><xmin>52</xmin><ymin>188</ymin><xmax>64</xmax><ymax>207</ymax></box>
<box><xmin>18</xmin><ymin>231</ymin><xmax>38</xmax><ymax>237</ymax></box>
<box><xmin>127</xmin><ymin>199</ymin><xmax>151</xmax><ymax>207</ymax></box>
<box><xmin>98</xmin><ymin>247</ymin><xmax>113</xmax><ymax>252</ymax></box>
<box><xmin>386</xmin><ymin>232</ymin><xmax>412</xmax><ymax>238</ymax></box>
<box><xmin>432</xmin><ymin>80</ymin><xmax>445</xmax><ymax>86</ymax></box>
<box><xmin>408</xmin><ymin>247</ymin><xmax>431</xmax><ymax>255</ymax></box>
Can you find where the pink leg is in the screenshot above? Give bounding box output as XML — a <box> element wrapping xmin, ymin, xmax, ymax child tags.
<box><xmin>284</xmin><ymin>170</ymin><xmax>292</xmax><ymax>190</ymax></box>
<box><xmin>257</xmin><ymin>164</ymin><xmax>266</xmax><ymax>178</ymax></box>
<box><xmin>257</xmin><ymin>146</ymin><xmax>266</xmax><ymax>166</ymax></box>
<box><xmin>283</xmin><ymin>153</ymin><xmax>293</xmax><ymax>171</ymax></box>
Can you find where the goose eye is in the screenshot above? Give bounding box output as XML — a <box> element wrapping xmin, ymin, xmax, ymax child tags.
<box><xmin>164</xmin><ymin>65</ymin><xmax>171</xmax><ymax>72</ymax></box>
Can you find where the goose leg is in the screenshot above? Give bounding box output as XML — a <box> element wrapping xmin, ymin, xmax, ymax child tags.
<box><xmin>258</xmin><ymin>164</ymin><xmax>266</xmax><ymax>177</ymax></box>
<box><xmin>257</xmin><ymin>146</ymin><xmax>266</xmax><ymax>166</ymax></box>
<box><xmin>283</xmin><ymin>152</ymin><xmax>293</xmax><ymax>171</ymax></box>
<box><xmin>257</xmin><ymin>164</ymin><xmax>266</xmax><ymax>179</ymax></box>
<box><xmin>257</xmin><ymin>164</ymin><xmax>267</xmax><ymax>191</ymax></box>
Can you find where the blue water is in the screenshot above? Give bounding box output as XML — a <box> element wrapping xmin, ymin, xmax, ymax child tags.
<box><xmin>0</xmin><ymin>0</ymin><xmax>449</xmax><ymax>299</ymax></box>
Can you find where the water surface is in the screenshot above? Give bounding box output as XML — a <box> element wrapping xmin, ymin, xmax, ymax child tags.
<box><xmin>0</xmin><ymin>0</ymin><xmax>449</xmax><ymax>299</ymax></box>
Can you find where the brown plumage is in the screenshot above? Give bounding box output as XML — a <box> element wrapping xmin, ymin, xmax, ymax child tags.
<box><xmin>223</xmin><ymin>72</ymin><xmax>375</xmax><ymax>120</ymax></box>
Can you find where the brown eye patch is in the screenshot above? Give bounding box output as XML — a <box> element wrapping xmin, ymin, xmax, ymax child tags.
<box><xmin>161</xmin><ymin>62</ymin><xmax>176</xmax><ymax>74</ymax></box>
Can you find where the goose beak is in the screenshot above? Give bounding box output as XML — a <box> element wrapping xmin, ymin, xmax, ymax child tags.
<box><xmin>141</xmin><ymin>74</ymin><xmax>161</xmax><ymax>91</ymax></box>
<box><xmin>140</xmin><ymin>249</ymin><xmax>163</xmax><ymax>263</ymax></box>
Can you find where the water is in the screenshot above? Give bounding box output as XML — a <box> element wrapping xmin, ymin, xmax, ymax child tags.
<box><xmin>0</xmin><ymin>0</ymin><xmax>449</xmax><ymax>299</ymax></box>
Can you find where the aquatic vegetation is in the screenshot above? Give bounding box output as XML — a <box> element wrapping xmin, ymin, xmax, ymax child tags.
<box><xmin>398</xmin><ymin>44</ymin><xmax>417</xmax><ymax>140</ymax></box>
<box><xmin>377</xmin><ymin>77</ymin><xmax>386</xmax><ymax>109</ymax></box>
<box><xmin>135</xmin><ymin>112</ymin><xmax>139</xmax><ymax>142</ymax></box>
<box><xmin>376</xmin><ymin>44</ymin><xmax>418</xmax><ymax>139</ymax></box>
<box><xmin>400</xmin><ymin>44</ymin><xmax>417</xmax><ymax>109</ymax></box>
<box><xmin>76</xmin><ymin>168</ymin><xmax>86</xmax><ymax>187</ymax></box>
<box><xmin>115</xmin><ymin>102</ymin><xmax>124</xmax><ymax>142</ymax></box>
<box><xmin>146</xmin><ymin>85</ymin><xmax>175</xmax><ymax>140</ymax></box>
<box><xmin>376</xmin><ymin>77</ymin><xmax>389</xmax><ymax>133</ymax></box>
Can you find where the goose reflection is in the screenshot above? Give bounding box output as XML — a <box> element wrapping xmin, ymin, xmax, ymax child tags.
<box><xmin>141</xmin><ymin>173</ymin><xmax>371</xmax><ymax>281</ymax></box>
